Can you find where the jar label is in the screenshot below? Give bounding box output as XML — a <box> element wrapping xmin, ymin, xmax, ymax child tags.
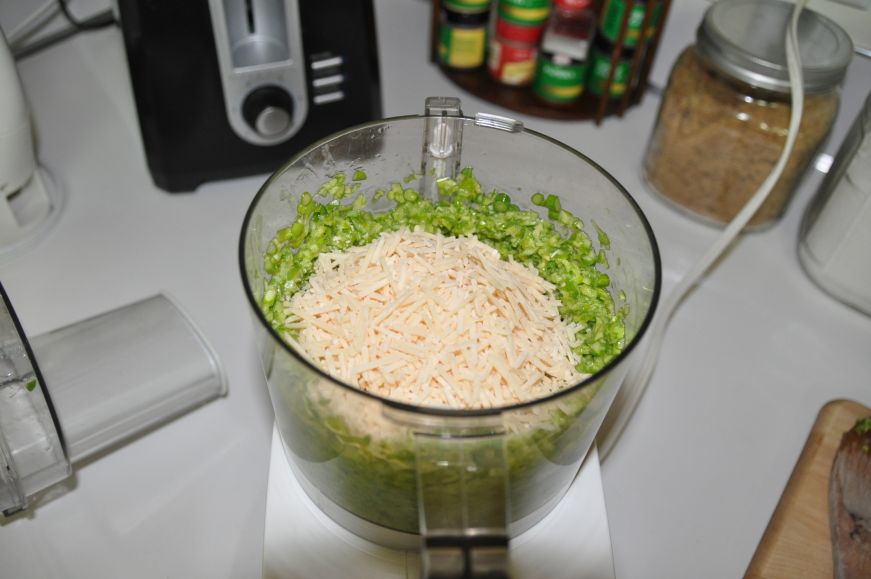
<box><xmin>497</xmin><ymin>59</ymin><xmax>538</xmax><ymax>85</ymax></box>
<box><xmin>498</xmin><ymin>0</ymin><xmax>551</xmax><ymax>25</ymax></box>
<box><xmin>587</xmin><ymin>48</ymin><xmax>630</xmax><ymax>98</ymax></box>
<box><xmin>439</xmin><ymin>24</ymin><xmax>488</xmax><ymax>69</ymax></box>
<box><xmin>489</xmin><ymin>39</ymin><xmax>538</xmax><ymax>85</ymax></box>
<box><xmin>600</xmin><ymin>0</ymin><xmax>661</xmax><ymax>47</ymax></box>
<box><xmin>541</xmin><ymin>32</ymin><xmax>591</xmax><ymax>62</ymax></box>
<box><xmin>533</xmin><ymin>58</ymin><xmax>587</xmax><ymax>102</ymax></box>
<box><xmin>495</xmin><ymin>16</ymin><xmax>546</xmax><ymax>44</ymax></box>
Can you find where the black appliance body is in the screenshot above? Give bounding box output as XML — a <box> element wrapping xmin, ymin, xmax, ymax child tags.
<box><xmin>116</xmin><ymin>0</ymin><xmax>382</xmax><ymax>192</ymax></box>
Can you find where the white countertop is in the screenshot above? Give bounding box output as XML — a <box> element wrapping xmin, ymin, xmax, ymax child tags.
<box><xmin>1</xmin><ymin>1</ymin><xmax>870</xmax><ymax>578</ymax></box>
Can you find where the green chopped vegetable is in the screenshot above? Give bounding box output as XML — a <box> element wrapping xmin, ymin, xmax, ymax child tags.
<box><xmin>352</xmin><ymin>169</ymin><xmax>367</xmax><ymax>181</ymax></box>
<box><xmin>592</xmin><ymin>219</ymin><xmax>610</xmax><ymax>249</ymax></box>
<box><xmin>25</xmin><ymin>379</ymin><xmax>36</xmax><ymax>392</ymax></box>
<box><xmin>856</xmin><ymin>417</ymin><xmax>871</xmax><ymax>436</ymax></box>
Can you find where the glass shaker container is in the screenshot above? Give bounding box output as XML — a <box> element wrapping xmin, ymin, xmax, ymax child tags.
<box><xmin>798</xmin><ymin>90</ymin><xmax>871</xmax><ymax>317</ymax></box>
<box><xmin>643</xmin><ymin>0</ymin><xmax>853</xmax><ymax>230</ymax></box>
<box><xmin>240</xmin><ymin>97</ymin><xmax>660</xmax><ymax>577</ymax></box>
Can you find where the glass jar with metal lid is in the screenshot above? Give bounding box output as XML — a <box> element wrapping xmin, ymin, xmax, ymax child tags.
<box><xmin>642</xmin><ymin>0</ymin><xmax>853</xmax><ymax>229</ymax></box>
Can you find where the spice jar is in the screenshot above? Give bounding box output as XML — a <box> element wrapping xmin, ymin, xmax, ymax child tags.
<box><xmin>532</xmin><ymin>1</ymin><xmax>595</xmax><ymax>103</ymax></box>
<box><xmin>489</xmin><ymin>0</ymin><xmax>548</xmax><ymax>86</ymax></box>
<box><xmin>599</xmin><ymin>0</ymin><xmax>661</xmax><ymax>48</ymax></box>
<box><xmin>643</xmin><ymin>0</ymin><xmax>853</xmax><ymax>229</ymax></box>
<box><xmin>587</xmin><ymin>34</ymin><xmax>635</xmax><ymax>100</ymax></box>
<box><xmin>438</xmin><ymin>5</ymin><xmax>491</xmax><ymax>70</ymax></box>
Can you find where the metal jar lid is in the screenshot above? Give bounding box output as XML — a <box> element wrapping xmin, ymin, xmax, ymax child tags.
<box><xmin>696</xmin><ymin>0</ymin><xmax>853</xmax><ymax>94</ymax></box>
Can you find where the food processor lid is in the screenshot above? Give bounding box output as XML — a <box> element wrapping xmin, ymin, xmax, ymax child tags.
<box><xmin>696</xmin><ymin>0</ymin><xmax>854</xmax><ymax>94</ymax></box>
<box><xmin>1</xmin><ymin>285</ymin><xmax>227</xmax><ymax>517</ymax></box>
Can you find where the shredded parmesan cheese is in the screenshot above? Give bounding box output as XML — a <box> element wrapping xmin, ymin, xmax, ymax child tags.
<box><xmin>284</xmin><ymin>228</ymin><xmax>589</xmax><ymax>409</ymax></box>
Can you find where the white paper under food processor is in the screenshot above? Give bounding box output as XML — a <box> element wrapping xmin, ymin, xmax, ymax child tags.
<box><xmin>262</xmin><ymin>424</ymin><xmax>615</xmax><ymax>579</ymax></box>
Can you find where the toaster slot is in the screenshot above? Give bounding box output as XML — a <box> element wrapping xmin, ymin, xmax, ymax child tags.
<box><xmin>224</xmin><ymin>0</ymin><xmax>290</xmax><ymax>69</ymax></box>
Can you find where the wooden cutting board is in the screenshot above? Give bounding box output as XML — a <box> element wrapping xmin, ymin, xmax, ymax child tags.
<box><xmin>745</xmin><ymin>399</ymin><xmax>871</xmax><ymax>578</ymax></box>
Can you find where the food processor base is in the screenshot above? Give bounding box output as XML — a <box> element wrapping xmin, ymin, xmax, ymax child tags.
<box><xmin>262</xmin><ymin>423</ymin><xmax>616</xmax><ymax>578</ymax></box>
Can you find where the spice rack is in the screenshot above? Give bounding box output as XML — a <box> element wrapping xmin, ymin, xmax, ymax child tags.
<box><xmin>430</xmin><ymin>0</ymin><xmax>673</xmax><ymax>124</ymax></box>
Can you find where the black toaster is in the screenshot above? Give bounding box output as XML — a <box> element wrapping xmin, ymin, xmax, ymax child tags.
<box><xmin>116</xmin><ymin>0</ymin><xmax>382</xmax><ymax>192</ymax></box>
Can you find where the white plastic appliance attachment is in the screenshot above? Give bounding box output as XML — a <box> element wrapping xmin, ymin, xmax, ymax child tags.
<box><xmin>0</xmin><ymin>285</ymin><xmax>227</xmax><ymax>515</ymax></box>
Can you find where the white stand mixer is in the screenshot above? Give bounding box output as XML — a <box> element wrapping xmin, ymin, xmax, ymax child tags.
<box><xmin>0</xmin><ymin>29</ymin><xmax>63</xmax><ymax>263</ymax></box>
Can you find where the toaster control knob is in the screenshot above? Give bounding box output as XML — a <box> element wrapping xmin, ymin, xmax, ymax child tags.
<box><xmin>242</xmin><ymin>86</ymin><xmax>294</xmax><ymax>138</ymax></box>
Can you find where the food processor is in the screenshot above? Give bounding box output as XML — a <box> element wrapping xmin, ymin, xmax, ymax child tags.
<box><xmin>240</xmin><ymin>97</ymin><xmax>661</xmax><ymax>577</ymax></box>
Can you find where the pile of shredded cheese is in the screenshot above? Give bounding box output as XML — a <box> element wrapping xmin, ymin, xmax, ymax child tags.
<box><xmin>284</xmin><ymin>228</ymin><xmax>588</xmax><ymax>409</ymax></box>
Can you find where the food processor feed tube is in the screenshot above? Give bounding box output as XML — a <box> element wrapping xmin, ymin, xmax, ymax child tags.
<box><xmin>0</xmin><ymin>287</ymin><xmax>227</xmax><ymax>516</ymax></box>
<box><xmin>241</xmin><ymin>97</ymin><xmax>660</xmax><ymax>578</ymax></box>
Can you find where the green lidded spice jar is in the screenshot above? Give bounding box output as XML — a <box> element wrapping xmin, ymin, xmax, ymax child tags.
<box><xmin>534</xmin><ymin>53</ymin><xmax>589</xmax><ymax>103</ymax></box>
<box><xmin>586</xmin><ymin>35</ymin><xmax>634</xmax><ymax>99</ymax></box>
<box><xmin>599</xmin><ymin>0</ymin><xmax>661</xmax><ymax>47</ymax></box>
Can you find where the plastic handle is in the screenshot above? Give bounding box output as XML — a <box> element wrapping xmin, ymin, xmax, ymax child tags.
<box><xmin>420</xmin><ymin>96</ymin><xmax>464</xmax><ymax>200</ymax></box>
<box><xmin>414</xmin><ymin>430</ymin><xmax>511</xmax><ymax>579</ymax></box>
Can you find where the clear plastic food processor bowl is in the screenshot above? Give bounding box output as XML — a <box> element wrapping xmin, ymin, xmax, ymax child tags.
<box><xmin>240</xmin><ymin>97</ymin><xmax>661</xmax><ymax>578</ymax></box>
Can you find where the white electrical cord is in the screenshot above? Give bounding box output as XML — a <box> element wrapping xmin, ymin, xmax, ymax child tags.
<box><xmin>598</xmin><ymin>0</ymin><xmax>809</xmax><ymax>460</ymax></box>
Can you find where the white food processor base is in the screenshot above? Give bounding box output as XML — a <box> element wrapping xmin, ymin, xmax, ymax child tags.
<box><xmin>262</xmin><ymin>423</ymin><xmax>616</xmax><ymax>579</ymax></box>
